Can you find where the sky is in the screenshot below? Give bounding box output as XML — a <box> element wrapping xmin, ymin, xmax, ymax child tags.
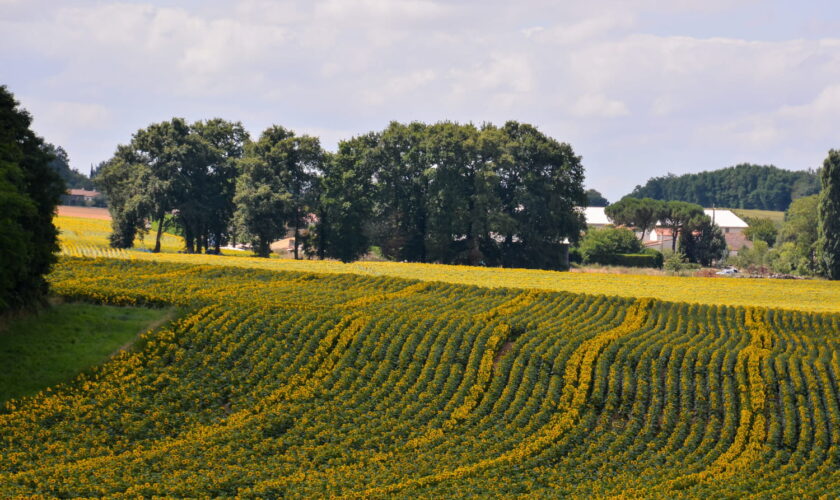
<box><xmin>2</xmin><ymin>0</ymin><xmax>840</xmax><ymax>201</ymax></box>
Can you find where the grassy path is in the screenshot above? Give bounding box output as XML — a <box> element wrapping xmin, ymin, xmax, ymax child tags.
<box><xmin>0</xmin><ymin>303</ymin><xmax>174</xmax><ymax>404</ymax></box>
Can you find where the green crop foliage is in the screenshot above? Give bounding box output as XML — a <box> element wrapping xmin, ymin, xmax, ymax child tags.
<box><xmin>0</xmin><ymin>257</ymin><xmax>837</xmax><ymax>497</ymax></box>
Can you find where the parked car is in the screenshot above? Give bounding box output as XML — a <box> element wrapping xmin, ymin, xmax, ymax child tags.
<box><xmin>716</xmin><ymin>267</ymin><xmax>739</xmax><ymax>276</ymax></box>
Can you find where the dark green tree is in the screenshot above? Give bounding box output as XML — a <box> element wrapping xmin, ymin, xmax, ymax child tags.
<box><xmin>585</xmin><ymin>188</ymin><xmax>609</xmax><ymax>207</ymax></box>
<box><xmin>660</xmin><ymin>201</ymin><xmax>704</xmax><ymax>252</ymax></box>
<box><xmin>743</xmin><ymin>217</ymin><xmax>778</xmax><ymax>246</ymax></box>
<box><xmin>0</xmin><ymin>86</ymin><xmax>65</xmax><ymax>312</ymax></box>
<box><xmin>818</xmin><ymin>149</ymin><xmax>840</xmax><ymax>279</ymax></box>
<box><xmin>496</xmin><ymin>121</ymin><xmax>586</xmax><ymax>269</ymax></box>
<box><xmin>316</xmin><ymin>135</ymin><xmax>379</xmax><ymax>262</ymax></box>
<box><xmin>191</xmin><ymin>119</ymin><xmax>249</xmax><ymax>253</ymax></box>
<box><xmin>579</xmin><ymin>227</ymin><xmax>642</xmax><ymax>264</ymax></box>
<box><xmin>234</xmin><ymin>126</ymin><xmax>323</xmax><ymax>258</ymax></box>
<box><xmin>605</xmin><ymin>197</ymin><xmax>665</xmax><ymax>241</ymax></box>
<box><xmin>679</xmin><ymin>215</ymin><xmax>726</xmax><ymax>266</ymax></box>
<box><xmin>774</xmin><ymin>194</ymin><xmax>820</xmax><ymax>275</ymax></box>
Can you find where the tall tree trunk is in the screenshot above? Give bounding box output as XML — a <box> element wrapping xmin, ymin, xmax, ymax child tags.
<box><xmin>671</xmin><ymin>227</ymin><xmax>678</xmax><ymax>253</ymax></box>
<box><xmin>153</xmin><ymin>215</ymin><xmax>164</xmax><ymax>253</ymax></box>
<box><xmin>317</xmin><ymin>213</ymin><xmax>327</xmax><ymax>260</ymax></box>
<box><xmin>293</xmin><ymin>207</ymin><xmax>300</xmax><ymax>260</ymax></box>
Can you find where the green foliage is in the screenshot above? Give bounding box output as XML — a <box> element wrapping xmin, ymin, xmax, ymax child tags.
<box><xmin>0</xmin><ymin>85</ymin><xmax>65</xmax><ymax>312</ymax></box>
<box><xmin>595</xmin><ymin>252</ymin><xmax>663</xmax><ymax>268</ymax></box>
<box><xmin>818</xmin><ymin>149</ymin><xmax>840</xmax><ymax>279</ymax></box>
<box><xmin>731</xmin><ymin>239</ymin><xmax>770</xmax><ymax>270</ymax></box>
<box><xmin>316</xmin><ymin>135</ymin><xmax>378</xmax><ymax>262</ymax></box>
<box><xmin>605</xmin><ymin>197</ymin><xmax>665</xmax><ymax>240</ymax></box>
<box><xmin>679</xmin><ymin>214</ymin><xmax>727</xmax><ymax>266</ymax></box>
<box><xmin>317</xmin><ymin>120</ymin><xmax>586</xmax><ymax>270</ymax></box>
<box><xmin>773</xmin><ymin>195</ymin><xmax>820</xmax><ymax>275</ymax></box>
<box><xmin>579</xmin><ymin>227</ymin><xmax>643</xmax><ymax>264</ymax></box>
<box><xmin>97</xmin><ymin>118</ymin><xmax>249</xmax><ymax>253</ymax></box>
<box><xmin>630</xmin><ymin>164</ymin><xmax>820</xmax><ymax>211</ymax></box>
<box><xmin>234</xmin><ymin>126</ymin><xmax>323</xmax><ymax>258</ymax></box>
<box><xmin>585</xmin><ymin>188</ymin><xmax>609</xmax><ymax>207</ymax></box>
<box><xmin>660</xmin><ymin>200</ymin><xmax>705</xmax><ymax>253</ymax></box>
<box><xmin>743</xmin><ymin>217</ymin><xmax>778</xmax><ymax>246</ymax></box>
<box><xmin>0</xmin><ymin>303</ymin><xmax>172</xmax><ymax>403</ymax></box>
<box><xmin>663</xmin><ymin>251</ymin><xmax>689</xmax><ymax>272</ymax></box>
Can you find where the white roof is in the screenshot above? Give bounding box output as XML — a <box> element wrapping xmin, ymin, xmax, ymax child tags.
<box><xmin>704</xmin><ymin>209</ymin><xmax>748</xmax><ymax>228</ymax></box>
<box><xmin>580</xmin><ymin>206</ymin><xmax>610</xmax><ymax>226</ymax></box>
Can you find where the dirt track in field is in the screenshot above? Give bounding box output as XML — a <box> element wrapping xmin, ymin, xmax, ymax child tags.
<box><xmin>57</xmin><ymin>206</ymin><xmax>111</xmax><ymax>220</ymax></box>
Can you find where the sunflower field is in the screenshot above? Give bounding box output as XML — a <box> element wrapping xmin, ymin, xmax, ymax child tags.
<box><xmin>1</xmin><ymin>256</ymin><xmax>838</xmax><ymax>497</ymax></box>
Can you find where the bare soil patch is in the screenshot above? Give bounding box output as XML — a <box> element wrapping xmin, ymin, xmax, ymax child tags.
<box><xmin>57</xmin><ymin>205</ymin><xmax>111</xmax><ymax>220</ymax></box>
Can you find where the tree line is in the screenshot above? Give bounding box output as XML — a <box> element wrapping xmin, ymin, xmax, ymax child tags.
<box><xmin>630</xmin><ymin>164</ymin><xmax>820</xmax><ymax>211</ymax></box>
<box><xmin>96</xmin><ymin>119</ymin><xmax>587</xmax><ymax>270</ymax></box>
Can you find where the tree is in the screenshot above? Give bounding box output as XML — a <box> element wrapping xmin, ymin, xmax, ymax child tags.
<box><xmin>234</xmin><ymin>126</ymin><xmax>323</xmax><ymax>258</ymax></box>
<box><xmin>95</xmin><ymin>149</ymin><xmax>150</xmax><ymax>248</ymax></box>
<box><xmin>191</xmin><ymin>119</ymin><xmax>249</xmax><ymax>253</ymax></box>
<box><xmin>0</xmin><ymin>85</ymin><xmax>65</xmax><ymax>312</ymax></box>
<box><xmin>585</xmin><ymin>188</ymin><xmax>609</xmax><ymax>207</ymax></box>
<box><xmin>660</xmin><ymin>201</ymin><xmax>704</xmax><ymax>252</ymax></box>
<box><xmin>818</xmin><ymin>149</ymin><xmax>840</xmax><ymax>279</ymax></box>
<box><xmin>316</xmin><ymin>135</ymin><xmax>379</xmax><ymax>262</ymax></box>
<box><xmin>495</xmin><ymin>121</ymin><xmax>587</xmax><ymax>269</ymax></box>
<box><xmin>743</xmin><ymin>217</ymin><xmax>778</xmax><ymax>247</ymax></box>
<box><xmin>774</xmin><ymin>194</ymin><xmax>820</xmax><ymax>275</ymax></box>
<box><xmin>579</xmin><ymin>227</ymin><xmax>642</xmax><ymax>265</ymax></box>
<box><xmin>679</xmin><ymin>214</ymin><xmax>726</xmax><ymax>266</ymax></box>
<box><xmin>605</xmin><ymin>197</ymin><xmax>665</xmax><ymax>241</ymax></box>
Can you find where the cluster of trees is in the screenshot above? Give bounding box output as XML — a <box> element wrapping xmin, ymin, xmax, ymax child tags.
<box><xmin>630</xmin><ymin>164</ymin><xmax>820</xmax><ymax>211</ymax></box>
<box><xmin>602</xmin><ymin>197</ymin><xmax>726</xmax><ymax>266</ymax></box>
<box><xmin>0</xmin><ymin>86</ymin><xmax>65</xmax><ymax>313</ymax></box>
<box><xmin>734</xmin><ymin>151</ymin><xmax>840</xmax><ymax>279</ymax></box>
<box><xmin>97</xmin><ymin>119</ymin><xmax>587</xmax><ymax>270</ymax></box>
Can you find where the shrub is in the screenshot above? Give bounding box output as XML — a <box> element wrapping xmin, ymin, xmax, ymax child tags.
<box><xmin>580</xmin><ymin>227</ymin><xmax>642</xmax><ymax>265</ymax></box>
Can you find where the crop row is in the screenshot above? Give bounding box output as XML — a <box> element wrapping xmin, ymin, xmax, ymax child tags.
<box><xmin>0</xmin><ymin>257</ymin><xmax>837</xmax><ymax>497</ymax></box>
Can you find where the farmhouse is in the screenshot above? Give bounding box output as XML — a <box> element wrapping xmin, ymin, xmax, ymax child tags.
<box><xmin>62</xmin><ymin>188</ymin><xmax>101</xmax><ymax>206</ymax></box>
<box><xmin>581</xmin><ymin>206</ymin><xmax>751</xmax><ymax>255</ymax></box>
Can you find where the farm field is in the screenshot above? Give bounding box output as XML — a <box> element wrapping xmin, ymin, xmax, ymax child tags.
<box><xmin>55</xmin><ymin>214</ymin><xmax>840</xmax><ymax>313</ymax></box>
<box><xmin>1</xmin><ymin>257</ymin><xmax>838</xmax><ymax>497</ymax></box>
<box><xmin>730</xmin><ymin>208</ymin><xmax>786</xmax><ymax>225</ymax></box>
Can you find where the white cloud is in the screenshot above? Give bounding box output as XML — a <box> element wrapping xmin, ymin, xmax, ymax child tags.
<box><xmin>570</xmin><ymin>94</ymin><xmax>629</xmax><ymax>118</ymax></box>
<box><xmin>2</xmin><ymin>0</ymin><xmax>839</xmax><ymax>199</ymax></box>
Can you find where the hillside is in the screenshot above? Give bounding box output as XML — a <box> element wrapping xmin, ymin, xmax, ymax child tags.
<box><xmin>1</xmin><ymin>257</ymin><xmax>837</xmax><ymax>497</ymax></box>
<box><xmin>629</xmin><ymin>164</ymin><xmax>819</xmax><ymax>211</ymax></box>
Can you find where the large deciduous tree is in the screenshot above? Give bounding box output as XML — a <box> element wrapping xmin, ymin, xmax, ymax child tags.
<box><xmin>605</xmin><ymin>197</ymin><xmax>665</xmax><ymax>241</ymax></box>
<box><xmin>234</xmin><ymin>126</ymin><xmax>323</xmax><ymax>258</ymax></box>
<box><xmin>818</xmin><ymin>149</ymin><xmax>840</xmax><ymax>279</ymax></box>
<box><xmin>679</xmin><ymin>214</ymin><xmax>726</xmax><ymax>266</ymax></box>
<box><xmin>0</xmin><ymin>85</ymin><xmax>65</xmax><ymax>312</ymax></box>
<box><xmin>316</xmin><ymin>134</ymin><xmax>379</xmax><ymax>262</ymax></box>
<box><xmin>660</xmin><ymin>201</ymin><xmax>705</xmax><ymax>253</ymax></box>
<box><xmin>98</xmin><ymin>118</ymin><xmax>247</xmax><ymax>253</ymax></box>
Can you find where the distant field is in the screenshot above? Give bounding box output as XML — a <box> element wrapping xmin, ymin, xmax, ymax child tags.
<box><xmin>57</xmin><ymin>205</ymin><xmax>111</xmax><ymax>220</ymax></box>
<box><xmin>54</xmin><ymin>215</ymin><xmax>840</xmax><ymax>313</ymax></box>
<box><xmin>730</xmin><ymin>208</ymin><xmax>785</xmax><ymax>225</ymax></box>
